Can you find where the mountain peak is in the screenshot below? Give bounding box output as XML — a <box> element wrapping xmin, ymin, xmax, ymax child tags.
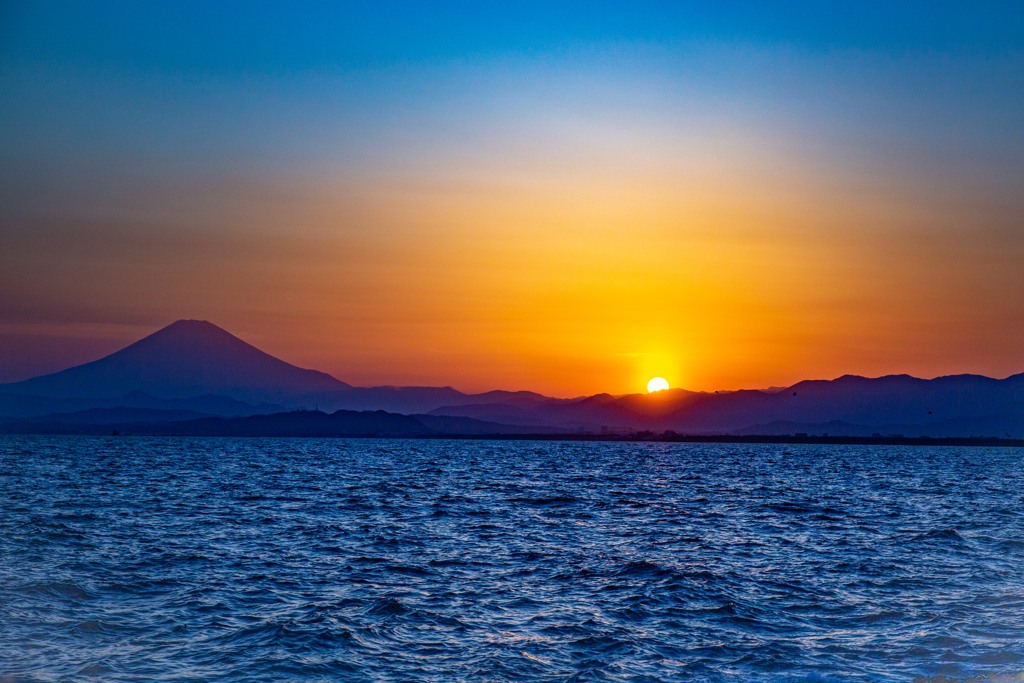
<box><xmin>154</xmin><ymin>319</ymin><xmax>238</xmax><ymax>339</ymax></box>
<box><xmin>166</xmin><ymin>318</ymin><xmax>219</xmax><ymax>330</ymax></box>
<box><xmin>1</xmin><ymin>320</ymin><xmax>351</xmax><ymax>403</ymax></box>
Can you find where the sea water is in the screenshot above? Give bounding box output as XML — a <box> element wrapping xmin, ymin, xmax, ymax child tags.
<box><xmin>1</xmin><ymin>436</ymin><xmax>1022</xmax><ymax>682</ymax></box>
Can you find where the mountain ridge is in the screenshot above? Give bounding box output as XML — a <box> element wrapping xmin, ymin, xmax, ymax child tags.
<box><xmin>2</xmin><ymin>319</ymin><xmax>1022</xmax><ymax>438</ymax></box>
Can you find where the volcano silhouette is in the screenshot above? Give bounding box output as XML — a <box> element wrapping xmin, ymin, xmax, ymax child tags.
<box><xmin>5</xmin><ymin>319</ymin><xmax>1024</xmax><ymax>439</ymax></box>
<box><xmin>0</xmin><ymin>320</ymin><xmax>350</xmax><ymax>404</ymax></box>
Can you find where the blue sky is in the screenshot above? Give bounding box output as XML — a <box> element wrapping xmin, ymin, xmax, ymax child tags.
<box><xmin>4</xmin><ymin>1</ymin><xmax>1021</xmax><ymax>182</ymax></box>
<box><xmin>4</xmin><ymin>1</ymin><xmax>1022</xmax><ymax>70</ymax></box>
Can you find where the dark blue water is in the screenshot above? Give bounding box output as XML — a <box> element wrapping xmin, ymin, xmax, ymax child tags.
<box><xmin>1</xmin><ymin>437</ymin><xmax>1023</xmax><ymax>682</ymax></box>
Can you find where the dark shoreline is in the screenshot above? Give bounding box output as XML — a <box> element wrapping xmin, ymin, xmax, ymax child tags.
<box><xmin>420</xmin><ymin>433</ymin><xmax>1024</xmax><ymax>447</ymax></box>
<box><xmin>2</xmin><ymin>428</ymin><xmax>1022</xmax><ymax>447</ymax></box>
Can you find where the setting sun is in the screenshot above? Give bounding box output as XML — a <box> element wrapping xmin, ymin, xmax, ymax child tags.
<box><xmin>647</xmin><ymin>377</ymin><xmax>670</xmax><ymax>393</ymax></box>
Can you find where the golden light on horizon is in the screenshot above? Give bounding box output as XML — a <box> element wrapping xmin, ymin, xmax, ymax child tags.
<box><xmin>647</xmin><ymin>377</ymin><xmax>670</xmax><ymax>393</ymax></box>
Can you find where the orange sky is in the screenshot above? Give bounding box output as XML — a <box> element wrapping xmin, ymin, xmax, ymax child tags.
<box><xmin>4</xmin><ymin>153</ymin><xmax>1023</xmax><ymax>396</ymax></box>
<box><xmin>2</xmin><ymin>19</ymin><xmax>1024</xmax><ymax>395</ymax></box>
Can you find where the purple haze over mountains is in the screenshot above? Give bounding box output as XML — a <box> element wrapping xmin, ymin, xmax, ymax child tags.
<box><xmin>2</xmin><ymin>320</ymin><xmax>1023</xmax><ymax>437</ymax></box>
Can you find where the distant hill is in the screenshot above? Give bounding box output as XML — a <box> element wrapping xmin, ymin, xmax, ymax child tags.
<box><xmin>412</xmin><ymin>414</ymin><xmax>566</xmax><ymax>435</ymax></box>
<box><xmin>0</xmin><ymin>390</ymin><xmax>283</xmax><ymax>419</ymax></box>
<box><xmin>17</xmin><ymin>407</ymin><xmax>212</xmax><ymax>424</ymax></box>
<box><xmin>3</xmin><ymin>319</ymin><xmax>1022</xmax><ymax>438</ymax></box>
<box><xmin>153</xmin><ymin>410</ymin><xmax>431</xmax><ymax>437</ymax></box>
<box><xmin>0</xmin><ymin>320</ymin><xmax>349</xmax><ymax>405</ymax></box>
<box><xmin>734</xmin><ymin>414</ymin><xmax>1024</xmax><ymax>439</ymax></box>
<box><xmin>0</xmin><ymin>409</ymin><xmax>562</xmax><ymax>437</ymax></box>
<box><xmin>425</xmin><ymin>375</ymin><xmax>1024</xmax><ymax>438</ymax></box>
<box><xmin>305</xmin><ymin>387</ymin><xmax>577</xmax><ymax>415</ymax></box>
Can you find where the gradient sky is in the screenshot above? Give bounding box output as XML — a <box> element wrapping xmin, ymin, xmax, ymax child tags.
<box><xmin>2</xmin><ymin>1</ymin><xmax>1023</xmax><ymax>395</ymax></box>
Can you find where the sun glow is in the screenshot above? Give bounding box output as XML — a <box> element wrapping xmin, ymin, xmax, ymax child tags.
<box><xmin>647</xmin><ymin>377</ymin><xmax>670</xmax><ymax>393</ymax></box>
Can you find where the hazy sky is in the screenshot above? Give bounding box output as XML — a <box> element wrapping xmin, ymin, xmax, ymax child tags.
<box><xmin>2</xmin><ymin>1</ymin><xmax>1023</xmax><ymax>395</ymax></box>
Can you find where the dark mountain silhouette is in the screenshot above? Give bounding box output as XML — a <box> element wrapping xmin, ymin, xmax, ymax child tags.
<box><xmin>13</xmin><ymin>407</ymin><xmax>213</xmax><ymax>424</ymax></box>
<box><xmin>412</xmin><ymin>414</ymin><xmax>566</xmax><ymax>435</ymax></box>
<box><xmin>2</xmin><ymin>319</ymin><xmax>1022</xmax><ymax>438</ymax></box>
<box><xmin>305</xmin><ymin>387</ymin><xmax>576</xmax><ymax>415</ymax></box>
<box><xmin>734</xmin><ymin>414</ymin><xmax>1024</xmax><ymax>439</ymax></box>
<box><xmin>0</xmin><ymin>320</ymin><xmax>349</xmax><ymax>405</ymax></box>
<box><xmin>0</xmin><ymin>409</ymin><xmax>425</xmax><ymax>436</ymax></box>
<box><xmin>0</xmin><ymin>390</ymin><xmax>282</xmax><ymax>419</ymax></box>
<box><xmin>154</xmin><ymin>410</ymin><xmax>432</xmax><ymax>437</ymax></box>
<box><xmin>425</xmin><ymin>375</ymin><xmax>1024</xmax><ymax>437</ymax></box>
<box><xmin>0</xmin><ymin>408</ymin><xmax>561</xmax><ymax>436</ymax></box>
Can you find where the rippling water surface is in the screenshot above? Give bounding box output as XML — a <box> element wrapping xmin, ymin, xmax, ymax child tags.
<box><xmin>1</xmin><ymin>436</ymin><xmax>1023</xmax><ymax>682</ymax></box>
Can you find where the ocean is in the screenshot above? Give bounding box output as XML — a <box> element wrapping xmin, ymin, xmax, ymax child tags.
<box><xmin>1</xmin><ymin>436</ymin><xmax>1022</xmax><ymax>682</ymax></box>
